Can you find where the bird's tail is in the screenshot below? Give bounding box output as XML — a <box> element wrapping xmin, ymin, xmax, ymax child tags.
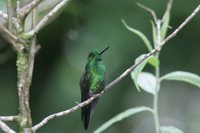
<box><xmin>81</xmin><ymin>99</ymin><xmax>99</xmax><ymax>130</ymax></box>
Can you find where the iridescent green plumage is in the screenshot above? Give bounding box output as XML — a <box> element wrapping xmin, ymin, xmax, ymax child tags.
<box><xmin>80</xmin><ymin>47</ymin><xmax>109</xmax><ymax>130</ymax></box>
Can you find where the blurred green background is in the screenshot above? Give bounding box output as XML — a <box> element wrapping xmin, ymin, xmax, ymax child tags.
<box><xmin>0</xmin><ymin>0</ymin><xmax>200</xmax><ymax>133</ymax></box>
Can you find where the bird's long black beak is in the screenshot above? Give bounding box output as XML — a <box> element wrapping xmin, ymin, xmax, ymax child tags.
<box><xmin>99</xmin><ymin>46</ymin><xmax>110</xmax><ymax>55</ymax></box>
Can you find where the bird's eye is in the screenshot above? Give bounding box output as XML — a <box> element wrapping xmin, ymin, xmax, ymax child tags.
<box><xmin>88</xmin><ymin>53</ymin><xmax>95</xmax><ymax>59</ymax></box>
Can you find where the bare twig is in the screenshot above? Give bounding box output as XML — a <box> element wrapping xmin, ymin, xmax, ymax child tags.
<box><xmin>137</xmin><ymin>3</ymin><xmax>157</xmax><ymax>23</ymax></box>
<box><xmin>0</xmin><ymin>116</ymin><xmax>19</xmax><ymax>122</ymax></box>
<box><xmin>32</xmin><ymin>92</ymin><xmax>102</xmax><ymax>131</ymax></box>
<box><xmin>0</xmin><ymin>10</ymin><xmax>19</xmax><ymax>29</ymax></box>
<box><xmin>6</xmin><ymin>0</ymin><xmax>13</xmax><ymax>30</ymax></box>
<box><xmin>0</xmin><ymin>120</ymin><xmax>16</xmax><ymax>133</ymax></box>
<box><xmin>161</xmin><ymin>4</ymin><xmax>200</xmax><ymax>45</ymax></box>
<box><xmin>18</xmin><ymin>0</ymin><xmax>41</xmax><ymax>20</ymax></box>
<box><xmin>0</xmin><ymin>23</ymin><xmax>18</xmax><ymax>49</ymax></box>
<box><xmin>31</xmin><ymin>3</ymin><xmax>200</xmax><ymax>131</ymax></box>
<box><xmin>27</xmin><ymin>0</ymin><xmax>71</xmax><ymax>36</ymax></box>
<box><xmin>28</xmin><ymin>5</ymin><xmax>38</xmax><ymax>92</ymax></box>
<box><xmin>0</xmin><ymin>23</ymin><xmax>28</xmax><ymax>51</ymax></box>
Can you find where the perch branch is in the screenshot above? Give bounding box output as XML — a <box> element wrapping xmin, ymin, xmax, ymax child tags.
<box><xmin>27</xmin><ymin>0</ymin><xmax>71</xmax><ymax>36</ymax></box>
<box><xmin>0</xmin><ymin>120</ymin><xmax>16</xmax><ymax>133</ymax></box>
<box><xmin>31</xmin><ymin>3</ymin><xmax>200</xmax><ymax>131</ymax></box>
<box><xmin>0</xmin><ymin>116</ymin><xmax>19</xmax><ymax>122</ymax></box>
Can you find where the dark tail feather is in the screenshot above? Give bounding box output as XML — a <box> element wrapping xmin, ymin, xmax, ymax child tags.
<box><xmin>81</xmin><ymin>99</ymin><xmax>99</xmax><ymax>130</ymax></box>
<box><xmin>83</xmin><ymin>104</ymin><xmax>92</xmax><ymax>130</ymax></box>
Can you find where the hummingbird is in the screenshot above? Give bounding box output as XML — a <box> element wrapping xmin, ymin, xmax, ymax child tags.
<box><xmin>80</xmin><ymin>46</ymin><xmax>109</xmax><ymax>130</ymax></box>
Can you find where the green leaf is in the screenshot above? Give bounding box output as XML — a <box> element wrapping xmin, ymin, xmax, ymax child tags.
<box><xmin>93</xmin><ymin>106</ymin><xmax>153</xmax><ymax>133</ymax></box>
<box><xmin>151</xmin><ymin>21</ymin><xmax>157</xmax><ymax>46</ymax></box>
<box><xmin>131</xmin><ymin>55</ymin><xmax>159</xmax><ymax>92</ymax></box>
<box><xmin>122</xmin><ymin>19</ymin><xmax>153</xmax><ymax>51</ymax></box>
<box><xmin>160</xmin><ymin>126</ymin><xmax>184</xmax><ymax>133</ymax></box>
<box><xmin>161</xmin><ymin>11</ymin><xmax>170</xmax><ymax>41</ymax></box>
<box><xmin>131</xmin><ymin>55</ymin><xmax>149</xmax><ymax>92</ymax></box>
<box><xmin>138</xmin><ymin>72</ymin><xmax>157</xmax><ymax>94</ymax></box>
<box><xmin>148</xmin><ymin>56</ymin><xmax>159</xmax><ymax>68</ymax></box>
<box><xmin>161</xmin><ymin>71</ymin><xmax>200</xmax><ymax>88</ymax></box>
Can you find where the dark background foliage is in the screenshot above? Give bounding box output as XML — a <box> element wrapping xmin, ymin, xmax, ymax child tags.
<box><xmin>0</xmin><ymin>0</ymin><xmax>200</xmax><ymax>132</ymax></box>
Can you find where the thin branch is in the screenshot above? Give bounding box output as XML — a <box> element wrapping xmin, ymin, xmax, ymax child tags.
<box><xmin>0</xmin><ymin>22</ymin><xmax>26</xmax><ymax>51</ymax></box>
<box><xmin>137</xmin><ymin>3</ymin><xmax>157</xmax><ymax>23</ymax></box>
<box><xmin>0</xmin><ymin>116</ymin><xmax>19</xmax><ymax>122</ymax></box>
<box><xmin>27</xmin><ymin>0</ymin><xmax>71</xmax><ymax>37</ymax></box>
<box><xmin>161</xmin><ymin>4</ymin><xmax>200</xmax><ymax>46</ymax></box>
<box><xmin>28</xmin><ymin>5</ymin><xmax>38</xmax><ymax>92</ymax></box>
<box><xmin>18</xmin><ymin>0</ymin><xmax>41</xmax><ymax>20</ymax></box>
<box><xmin>31</xmin><ymin>3</ymin><xmax>200</xmax><ymax>131</ymax></box>
<box><xmin>0</xmin><ymin>120</ymin><xmax>16</xmax><ymax>133</ymax></box>
<box><xmin>0</xmin><ymin>10</ymin><xmax>19</xmax><ymax>28</ymax></box>
<box><xmin>32</xmin><ymin>92</ymin><xmax>102</xmax><ymax>131</ymax></box>
<box><xmin>0</xmin><ymin>23</ymin><xmax>18</xmax><ymax>49</ymax></box>
<box><xmin>6</xmin><ymin>0</ymin><xmax>13</xmax><ymax>30</ymax></box>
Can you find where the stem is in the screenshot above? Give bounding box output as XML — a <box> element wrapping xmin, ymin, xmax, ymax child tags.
<box><xmin>153</xmin><ymin>61</ymin><xmax>160</xmax><ymax>133</ymax></box>
<box><xmin>153</xmin><ymin>19</ymin><xmax>161</xmax><ymax>133</ymax></box>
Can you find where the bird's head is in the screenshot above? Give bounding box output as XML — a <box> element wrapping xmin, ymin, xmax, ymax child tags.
<box><xmin>87</xmin><ymin>46</ymin><xmax>109</xmax><ymax>61</ymax></box>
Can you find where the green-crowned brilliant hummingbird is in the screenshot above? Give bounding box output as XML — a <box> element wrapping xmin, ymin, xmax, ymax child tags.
<box><xmin>80</xmin><ymin>46</ymin><xmax>109</xmax><ymax>130</ymax></box>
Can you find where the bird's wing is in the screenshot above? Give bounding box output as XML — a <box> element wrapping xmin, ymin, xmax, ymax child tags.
<box><xmin>80</xmin><ymin>70</ymin><xmax>92</xmax><ymax>100</ymax></box>
<box><xmin>80</xmin><ymin>70</ymin><xmax>106</xmax><ymax>129</ymax></box>
<box><xmin>80</xmin><ymin>70</ymin><xmax>92</xmax><ymax>122</ymax></box>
